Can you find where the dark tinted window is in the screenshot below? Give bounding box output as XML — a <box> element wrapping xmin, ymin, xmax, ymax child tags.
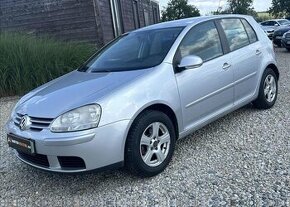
<box><xmin>241</xmin><ymin>19</ymin><xmax>258</xmax><ymax>43</ymax></box>
<box><xmin>260</xmin><ymin>22</ymin><xmax>268</xmax><ymax>26</ymax></box>
<box><xmin>268</xmin><ymin>21</ymin><xmax>276</xmax><ymax>26</ymax></box>
<box><xmin>220</xmin><ymin>19</ymin><xmax>250</xmax><ymax>51</ymax></box>
<box><xmin>82</xmin><ymin>27</ymin><xmax>184</xmax><ymax>72</ymax></box>
<box><xmin>177</xmin><ymin>21</ymin><xmax>223</xmax><ymax>62</ymax></box>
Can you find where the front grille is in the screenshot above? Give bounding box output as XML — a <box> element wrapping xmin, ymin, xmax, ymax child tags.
<box><xmin>58</xmin><ymin>156</ymin><xmax>86</xmax><ymax>170</ymax></box>
<box><xmin>14</xmin><ymin>113</ymin><xmax>53</xmax><ymax>132</ymax></box>
<box><xmin>17</xmin><ymin>151</ymin><xmax>49</xmax><ymax>168</ymax></box>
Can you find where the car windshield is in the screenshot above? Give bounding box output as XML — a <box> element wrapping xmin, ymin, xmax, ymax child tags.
<box><xmin>80</xmin><ymin>27</ymin><xmax>184</xmax><ymax>72</ymax></box>
<box><xmin>278</xmin><ymin>20</ymin><xmax>290</xmax><ymax>25</ymax></box>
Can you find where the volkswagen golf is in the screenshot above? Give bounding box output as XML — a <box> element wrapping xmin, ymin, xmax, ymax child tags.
<box><xmin>6</xmin><ymin>15</ymin><xmax>279</xmax><ymax>177</ymax></box>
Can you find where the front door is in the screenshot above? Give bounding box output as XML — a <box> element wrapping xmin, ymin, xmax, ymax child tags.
<box><xmin>174</xmin><ymin>21</ymin><xmax>234</xmax><ymax>131</ymax></box>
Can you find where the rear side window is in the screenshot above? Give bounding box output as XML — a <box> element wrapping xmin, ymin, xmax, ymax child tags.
<box><xmin>241</xmin><ymin>19</ymin><xmax>258</xmax><ymax>43</ymax></box>
<box><xmin>177</xmin><ymin>21</ymin><xmax>223</xmax><ymax>62</ymax></box>
<box><xmin>220</xmin><ymin>19</ymin><xmax>250</xmax><ymax>51</ymax></box>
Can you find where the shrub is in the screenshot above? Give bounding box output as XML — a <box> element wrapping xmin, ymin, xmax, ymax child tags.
<box><xmin>0</xmin><ymin>33</ymin><xmax>96</xmax><ymax>97</ymax></box>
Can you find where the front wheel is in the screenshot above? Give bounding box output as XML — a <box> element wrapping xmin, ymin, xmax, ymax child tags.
<box><xmin>125</xmin><ymin>110</ymin><xmax>176</xmax><ymax>177</ymax></box>
<box><xmin>253</xmin><ymin>68</ymin><xmax>278</xmax><ymax>109</ymax></box>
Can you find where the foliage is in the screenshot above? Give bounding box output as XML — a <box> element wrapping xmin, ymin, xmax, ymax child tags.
<box><xmin>161</xmin><ymin>0</ymin><xmax>200</xmax><ymax>22</ymax></box>
<box><xmin>256</xmin><ymin>12</ymin><xmax>274</xmax><ymax>22</ymax></box>
<box><xmin>0</xmin><ymin>33</ymin><xmax>95</xmax><ymax>97</ymax></box>
<box><xmin>214</xmin><ymin>0</ymin><xmax>257</xmax><ymax>17</ymax></box>
<box><xmin>269</xmin><ymin>0</ymin><xmax>290</xmax><ymax>18</ymax></box>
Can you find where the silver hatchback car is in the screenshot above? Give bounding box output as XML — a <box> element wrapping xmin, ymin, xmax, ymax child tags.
<box><xmin>6</xmin><ymin>15</ymin><xmax>279</xmax><ymax>177</ymax></box>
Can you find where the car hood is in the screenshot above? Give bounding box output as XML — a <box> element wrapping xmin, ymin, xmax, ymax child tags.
<box><xmin>16</xmin><ymin>69</ymin><xmax>150</xmax><ymax>118</ymax></box>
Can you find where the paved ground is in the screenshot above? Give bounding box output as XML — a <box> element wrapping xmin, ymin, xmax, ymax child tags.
<box><xmin>0</xmin><ymin>48</ymin><xmax>290</xmax><ymax>206</ymax></box>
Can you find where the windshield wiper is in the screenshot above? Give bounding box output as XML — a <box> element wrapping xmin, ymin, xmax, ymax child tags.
<box><xmin>91</xmin><ymin>69</ymin><xmax>112</xmax><ymax>73</ymax></box>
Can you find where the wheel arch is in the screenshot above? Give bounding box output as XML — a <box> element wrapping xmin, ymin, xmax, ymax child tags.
<box><xmin>125</xmin><ymin>103</ymin><xmax>180</xmax><ymax>143</ymax></box>
<box><xmin>144</xmin><ymin>104</ymin><xmax>179</xmax><ymax>139</ymax></box>
<box><xmin>267</xmin><ymin>64</ymin><xmax>279</xmax><ymax>80</ymax></box>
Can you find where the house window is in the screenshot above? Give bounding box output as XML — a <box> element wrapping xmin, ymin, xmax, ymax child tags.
<box><xmin>144</xmin><ymin>9</ymin><xmax>149</xmax><ymax>26</ymax></box>
<box><xmin>132</xmin><ymin>0</ymin><xmax>140</xmax><ymax>28</ymax></box>
<box><xmin>110</xmin><ymin>0</ymin><xmax>124</xmax><ymax>37</ymax></box>
<box><xmin>152</xmin><ymin>7</ymin><xmax>159</xmax><ymax>24</ymax></box>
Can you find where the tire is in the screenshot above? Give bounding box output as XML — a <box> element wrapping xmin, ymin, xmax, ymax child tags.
<box><xmin>287</xmin><ymin>48</ymin><xmax>290</xmax><ymax>52</ymax></box>
<box><xmin>125</xmin><ymin>110</ymin><xmax>176</xmax><ymax>177</ymax></box>
<box><xmin>253</xmin><ymin>68</ymin><xmax>278</xmax><ymax>109</ymax></box>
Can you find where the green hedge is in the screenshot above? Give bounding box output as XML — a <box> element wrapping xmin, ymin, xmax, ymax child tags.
<box><xmin>0</xmin><ymin>33</ymin><xmax>96</xmax><ymax>97</ymax></box>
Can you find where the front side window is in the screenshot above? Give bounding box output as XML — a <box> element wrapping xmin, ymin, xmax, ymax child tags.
<box><xmin>176</xmin><ymin>21</ymin><xmax>223</xmax><ymax>62</ymax></box>
<box><xmin>81</xmin><ymin>27</ymin><xmax>184</xmax><ymax>72</ymax></box>
<box><xmin>241</xmin><ymin>19</ymin><xmax>258</xmax><ymax>43</ymax></box>
<box><xmin>220</xmin><ymin>18</ymin><xmax>250</xmax><ymax>51</ymax></box>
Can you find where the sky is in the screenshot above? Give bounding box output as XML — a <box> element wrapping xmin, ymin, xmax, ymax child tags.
<box><xmin>159</xmin><ymin>0</ymin><xmax>272</xmax><ymax>15</ymax></box>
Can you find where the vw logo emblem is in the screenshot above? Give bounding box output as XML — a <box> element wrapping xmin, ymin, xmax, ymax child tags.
<box><xmin>19</xmin><ymin>115</ymin><xmax>31</xmax><ymax>131</ymax></box>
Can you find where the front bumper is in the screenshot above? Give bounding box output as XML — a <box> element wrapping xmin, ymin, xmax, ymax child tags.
<box><xmin>6</xmin><ymin>119</ymin><xmax>130</xmax><ymax>173</ymax></box>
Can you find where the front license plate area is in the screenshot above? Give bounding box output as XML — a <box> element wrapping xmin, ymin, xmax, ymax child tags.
<box><xmin>7</xmin><ymin>134</ymin><xmax>35</xmax><ymax>154</ymax></box>
<box><xmin>276</xmin><ymin>36</ymin><xmax>282</xmax><ymax>39</ymax></box>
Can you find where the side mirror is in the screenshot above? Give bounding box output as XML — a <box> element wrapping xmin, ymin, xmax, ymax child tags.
<box><xmin>177</xmin><ymin>55</ymin><xmax>203</xmax><ymax>70</ymax></box>
<box><xmin>274</xmin><ymin>23</ymin><xmax>279</xmax><ymax>27</ymax></box>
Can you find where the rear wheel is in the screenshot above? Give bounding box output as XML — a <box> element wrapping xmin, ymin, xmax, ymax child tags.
<box><xmin>125</xmin><ymin>110</ymin><xmax>176</xmax><ymax>177</ymax></box>
<box><xmin>253</xmin><ymin>68</ymin><xmax>278</xmax><ymax>109</ymax></box>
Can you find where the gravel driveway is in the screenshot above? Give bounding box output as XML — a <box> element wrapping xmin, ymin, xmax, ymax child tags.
<box><xmin>0</xmin><ymin>48</ymin><xmax>289</xmax><ymax>206</ymax></box>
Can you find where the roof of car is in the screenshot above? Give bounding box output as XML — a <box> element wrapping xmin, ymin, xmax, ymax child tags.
<box><xmin>134</xmin><ymin>14</ymin><xmax>251</xmax><ymax>32</ymax></box>
<box><xmin>264</xmin><ymin>19</ymin><xmax>289</xmax><ymax>22</ymax></box>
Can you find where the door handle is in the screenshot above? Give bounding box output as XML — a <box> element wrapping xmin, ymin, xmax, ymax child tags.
<box><xmin>222</xmin><ymin>63</ymin><xmax>231</xmax><ymax>70</ymax></box>
<box><xmin>256</xmin><ymin>49</ymin><xmax>262</xmax><ymax>55</ymax></box>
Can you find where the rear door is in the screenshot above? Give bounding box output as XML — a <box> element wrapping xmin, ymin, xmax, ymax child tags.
<box><xmin>218</xmin><ymin>18</ymin><xmax>262</xmax><ymax>105</ymax></box>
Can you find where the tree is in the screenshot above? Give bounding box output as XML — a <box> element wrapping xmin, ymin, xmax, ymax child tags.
<box><xmin>214</xmin><ymin>0</ymin><xmax>257</xmax><ymax>16</ymax></box>
<box><xmin>161</xmin><ymin>0</ymin><xmax>200</xmax><ymax>22</ymax></box>
<box><xmin>269</xmin><ymin>0</ymin><xmax>290</xmax><ymax>18</ymax></box>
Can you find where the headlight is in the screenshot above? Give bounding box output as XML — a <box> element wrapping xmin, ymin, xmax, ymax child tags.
<box><xmin>50</xmin><ymin>104</ymin><xmax>101</xmax><ymax>132</ymax></box>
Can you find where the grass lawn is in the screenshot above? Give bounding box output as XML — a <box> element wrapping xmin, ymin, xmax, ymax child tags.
<box><xmin>0</xmin><ymin>33</ymin><xmax>96</xmax><ymax>97</ymax></box>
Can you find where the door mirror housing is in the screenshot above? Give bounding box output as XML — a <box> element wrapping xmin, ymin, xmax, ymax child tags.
<box><xmin>177</xmin><ymin>55</ymin><xmax>203</xmax><ymax>70</ymax></box>
<box><xmin>274</xmin><ymin>23</ymin><xmax>279</xmax><ymax>27</ymax></box>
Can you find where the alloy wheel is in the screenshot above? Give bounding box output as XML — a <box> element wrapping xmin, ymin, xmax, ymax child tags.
<box><xmin>140</xmin><ymin>122</ymin><xmax>171</xmax><ymax>167</ymax></box>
